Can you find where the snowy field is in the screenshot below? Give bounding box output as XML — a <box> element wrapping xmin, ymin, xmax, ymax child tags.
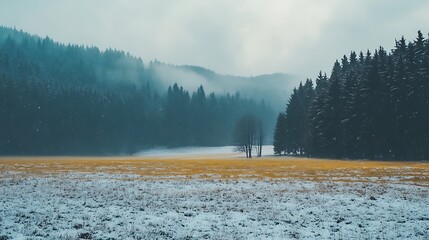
<box><xmin>1</xmin><ymin>172</ymin><xmax>428</xmax><ymax>239</ymax></box>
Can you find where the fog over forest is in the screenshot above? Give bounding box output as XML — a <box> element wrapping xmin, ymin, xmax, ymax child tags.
<box><xmin>0</xmin><ymin>27</ymin><xmax>285</xmax><ymax>155</ymax></box>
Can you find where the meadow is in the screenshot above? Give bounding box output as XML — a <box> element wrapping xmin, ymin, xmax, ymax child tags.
<box><xmin>1</xmin><ymin>155</ymin><xmax>428</xmax><ymax>239</ymax></box>
<box><xmin>1</xmin><ymin>156</ymin><xmax>428</xmax><ymax>184</ymax></box>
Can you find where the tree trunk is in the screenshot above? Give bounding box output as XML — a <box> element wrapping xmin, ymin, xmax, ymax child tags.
<box><xmin>248</xmin><ymin>144</ymin><xmax>252</xmax><ymax>158</ymax></box>
<box><xmin>257</xmin><ymin>121</ymin><xmax>264</xmax><ymax>157</ymax></box>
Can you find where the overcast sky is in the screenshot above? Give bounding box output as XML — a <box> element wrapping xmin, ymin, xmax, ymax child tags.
<box><xmin>1</xmin><ymin>0</ymin><xmax>429</xmax><ymax>81</ymax></box>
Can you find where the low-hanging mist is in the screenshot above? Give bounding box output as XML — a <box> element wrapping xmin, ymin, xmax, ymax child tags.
<box><xmin>0</xmin><ymin>26</ymin><xmax>284</xmax><ymax>155</ymax></box>
<box><xmin>149</xmin><ymin>62</ymin><xmax>295</xmax><ymax>111</ymax></box>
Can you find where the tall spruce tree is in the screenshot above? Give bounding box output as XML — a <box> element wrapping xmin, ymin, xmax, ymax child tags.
<box><xmin>273</xmin><ymin>113</ymin><xmax>287</xmax><ymax>155</ymax></box>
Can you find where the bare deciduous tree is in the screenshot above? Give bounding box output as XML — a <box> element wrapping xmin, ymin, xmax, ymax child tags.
<box><xmin>233</xmin><ymin>114</ymin><xmax>264</xmax><ymax>158</ymax></box>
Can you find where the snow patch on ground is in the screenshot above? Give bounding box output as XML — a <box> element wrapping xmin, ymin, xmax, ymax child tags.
<box><xmin>135</xmin><ymin>145</ymin><xmax>275</xmax><ymax>157</ymax></box>
<box><xmin>0</xmin><ymin>173</ymin><xmax>428</xmax><ymax>239</ymax></box>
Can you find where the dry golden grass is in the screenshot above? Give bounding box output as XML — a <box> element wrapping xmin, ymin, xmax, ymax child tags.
<box><xmin>1</xmin><ymin>156</ymin><xmax>428</xmax><ymax>185</ymax></box>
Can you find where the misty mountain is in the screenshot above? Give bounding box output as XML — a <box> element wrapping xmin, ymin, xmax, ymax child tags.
<box><xmin>0</xmin><ymin>26</ymin><xmax>279</xmax><ymax>155</ymax></box>
<box><xmin>149</xmin><ymin>62</ymin><xmax>293</xmax><ymax>111</ymax></box>
<box><xmin>0</xmin><ymin>26</ymin><xmax>293</xmax><ymax>111</ymax></box>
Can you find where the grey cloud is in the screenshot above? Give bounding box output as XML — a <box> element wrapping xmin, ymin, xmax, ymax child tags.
<box><xmin>0</xmin><ymin>0</ymin><xmax>428</xmax><ymax>82</ymax></box>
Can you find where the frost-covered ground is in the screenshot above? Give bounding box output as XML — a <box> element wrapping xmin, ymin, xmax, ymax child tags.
<box><xmin>1</xmin><ymin>173</ymin><xmax>428</xmax><ymax>239</ymax></box>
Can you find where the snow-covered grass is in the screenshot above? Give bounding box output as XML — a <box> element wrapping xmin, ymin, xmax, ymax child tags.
<box><xmin>0</xmin><ymin>173</ymin><xmax>428</xmax><ymax>239</ymax></box>
<box><xmin>1</xmin><ymin>154</ymin><xmax>428</xmax><ymax>239</ymax></box>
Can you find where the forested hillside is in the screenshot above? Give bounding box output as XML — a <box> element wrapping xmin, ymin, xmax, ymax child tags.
<box><xmin>274</xmin><ymin>31</ymin><xmax>429</xmax><ymax>160</ymax></box>
<box><xmin>0</xmin><ymin>27</ymin><xmax>274</xmax><ymax>155</ymax></box>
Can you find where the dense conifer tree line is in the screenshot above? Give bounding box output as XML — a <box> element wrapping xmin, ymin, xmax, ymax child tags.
<box><xmin>0</xmin><ymin>27</ymin><xmax>274</xmax><ymax>155</ymax></box>
<box><xmin>274</xmin><ymin>32</ymin><xmax>429</xmax><ymax>160</ymax></box>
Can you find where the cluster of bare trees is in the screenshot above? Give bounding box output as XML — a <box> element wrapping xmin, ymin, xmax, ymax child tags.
<box><xmin>233</xmin><ymin>114</ymin><xmax>264</xmax><ymax>158</ymax></box>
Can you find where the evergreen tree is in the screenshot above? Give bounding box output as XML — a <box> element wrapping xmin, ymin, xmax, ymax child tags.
<box><xmin>273</xmin><ymin>113</ymin><xmax>287</xmax><ymax>155</ymax></box>
<box><xmin>309</xmin><ymin>72</ymin><xmax>329</xmax><ymax>157</ymax></box>
<box><xmin>323</xmin><ymin>61</ymin><xmax>342</xmax><ymax>158</ymax></box>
